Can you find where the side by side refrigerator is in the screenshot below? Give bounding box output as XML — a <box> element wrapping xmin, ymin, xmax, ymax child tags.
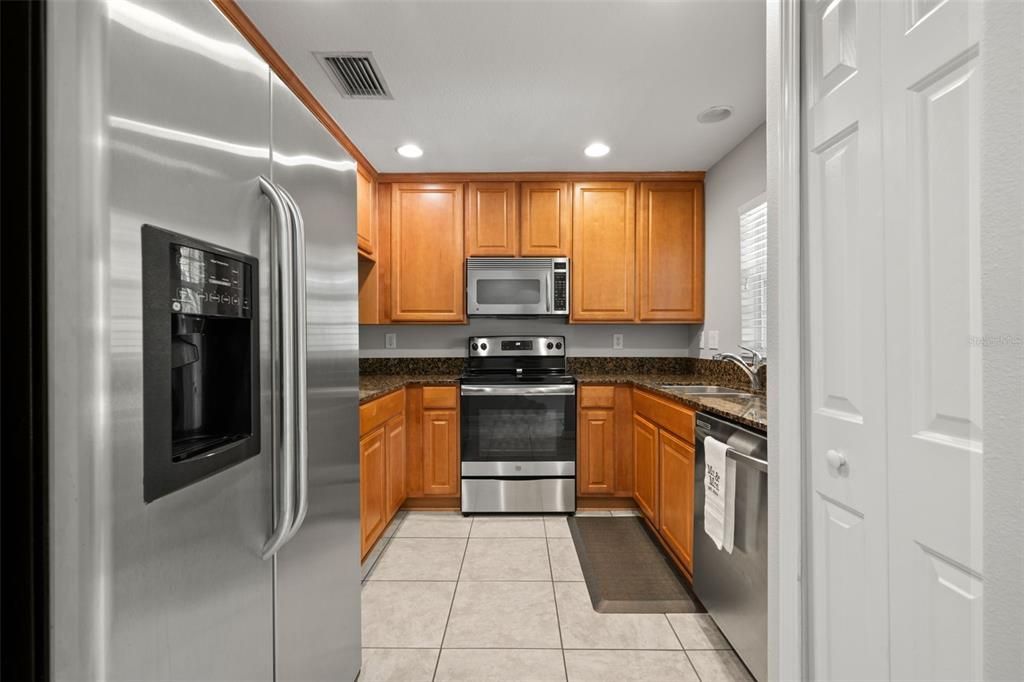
<box><xmin>46</xmin><ymin>1</ymin><xmax>361</xmax><ymax>679</ymax></box>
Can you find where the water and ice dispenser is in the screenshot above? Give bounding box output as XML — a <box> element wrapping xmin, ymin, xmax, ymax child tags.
<box><xmin>142</xmin><ymin>225</ymin><xmax>260</xmax><ymax>502</ymax></box>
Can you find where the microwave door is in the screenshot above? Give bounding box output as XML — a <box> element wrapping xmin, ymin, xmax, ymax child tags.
<box><xmin>469</xmin><ymin>268</ymin><xmax>546</xmax><ymax>316</ymax></box>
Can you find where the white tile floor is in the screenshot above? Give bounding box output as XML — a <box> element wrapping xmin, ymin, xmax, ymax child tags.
<box><xmin>361</xmin><ymin>511</ymin><xmax>754</xmax><ymax>682</ymax></box>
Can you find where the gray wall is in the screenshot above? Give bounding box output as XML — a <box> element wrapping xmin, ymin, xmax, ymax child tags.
<box><xmin>691</xmin><ymin>123</ymin><xmax>767</xmax><ymax>359</ymax></box>
<box><xmin>359</xmin><ymin>319</ymin><xmax>697</xmax><ymax>357</ymax></box>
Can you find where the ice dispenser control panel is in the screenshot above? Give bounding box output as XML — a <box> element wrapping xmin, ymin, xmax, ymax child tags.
<box><xmin>170</xmin><ymin>245</ymin><xmax>252</xmax><ymax>318</ymax></box>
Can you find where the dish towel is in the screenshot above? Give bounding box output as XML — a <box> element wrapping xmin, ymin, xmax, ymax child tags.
<box><xmin>703</xmin><ymin>435</ymin><xmax>736</xmax><ymax>553</ymax></box>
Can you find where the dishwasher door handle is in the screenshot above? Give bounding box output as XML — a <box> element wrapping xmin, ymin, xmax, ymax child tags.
<box><xmin>726</xmin><ymin>447</ymin><xmax>768</xmax><ymax>473</ymax></box>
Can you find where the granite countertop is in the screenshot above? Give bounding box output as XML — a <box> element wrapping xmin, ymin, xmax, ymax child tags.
<box><xmin>574</xmin><ymin>372</ymin><xmax>767</xmax><ymax>432</ymax></box>
<box><xmin>358</xmin><ymin>373</ymin><xmax>460</xmax><ymax>404</ymax></box>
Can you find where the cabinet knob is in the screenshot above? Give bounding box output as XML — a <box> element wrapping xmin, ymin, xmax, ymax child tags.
<box><xmin>825</xmin><ymin>449</ymin><xmax>848</xmax><ymax>472</ymax></box>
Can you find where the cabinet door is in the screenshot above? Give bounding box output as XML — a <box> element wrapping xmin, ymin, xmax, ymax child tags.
<box><xmin>579</xmin><ymin>408</ymin><xmax>616</xmax><ymax>495</ymax></box>
<box><xmin>390</xmin><ymin>183</ymin><xmax>465</xmax><ymax>322</ymax></box>
<box><xmin>637</xmin><ymin>181</ymin><xmax>704</xmax><ymax>321</ymax></box>
<box><xmin>520</xmin><ymin>181</ymin><xmax>571</xmax><ymax>256</ymax></box>
<box><xmin>465</xmin><ymin>182</ymin><xmax>517</xmax><ymax>256</ymax></box>
<box><xmin>356</xmin><ymin>165</ymin><xmax>375</xmax><ymax>258</ymax></box>
<box><xmin>571</xmin><ymin>182</ymin><xmax>636</xmax><ymax>321</ymax></box>
<box><xmin>360</xmin><ymin>427</ymin><xmax>387</xmax><ymax>556</ymax></box>
<box><xmin>658</xmin><ymin>429</ymin><xmax>695</xmax><ymax>570</ymax></box>
<box><xmin>632</xmin><ymin>413</ymin><xmax>658</xmax><ymax>523</ymax></box>
<box><xmin>422</xmin><ymin>409</ymin><xmax>459</xmax><ymax>496</ymax></box>
<box><xmin>385</xmin><ymin>414</ymin><xmax>406</xmax><ymax>519</ymax></box>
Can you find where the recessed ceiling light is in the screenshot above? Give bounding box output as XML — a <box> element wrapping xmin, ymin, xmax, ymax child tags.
<box><xmin>697</xmin><ymin>105</ymin><xmax>734</xmax><ymax>124</ymax></box>
<box><xmin>396</xmin><ymin>143</ymin><xmax>423</xmax><ymax>158</ymax></box>
<box><xmin>584</xmin><ymin>142</ymin><xmax>610</xmax><ymax>158</ymax></box>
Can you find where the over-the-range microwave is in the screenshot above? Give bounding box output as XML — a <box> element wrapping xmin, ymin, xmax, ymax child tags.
<box><xmin>466</xmin><ymin>257</ymin><xmax>569</xmax><ymax>317</ymax></box>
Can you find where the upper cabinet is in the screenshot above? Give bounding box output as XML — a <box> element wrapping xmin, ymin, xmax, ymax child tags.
<box><xmin>520</xmin><ymin>182</ymin><xmax>571</xmax><ymax>256</ymax></box>
<box><xmin>389</xmin><ymin>183</ymin><xmax>465</xmax><ymax>323</ymax></box>
<box><xmin>465</xmin><ymin>182</ymin><xmax>518</xmax><ymax>256</ymax></box>
<box><xmin>356</xmin><ymin>165</ymin><xmax>376</xmax><ymax>259</ymax></box>
<box><xmin>637</xmin><ymin>181</ymin><xmax>704</xmax><ymax>321</ymax></box>
<box><xmin>571</xmin><ymin>181</ymin><xmax>637</xmax><ymax>322</ymax></box>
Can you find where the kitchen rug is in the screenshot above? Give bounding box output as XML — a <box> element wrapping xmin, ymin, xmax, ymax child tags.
<box><xmin>568</xmin><ymin>515</ymin><xmax>703</xmax><ymax>614</ymax></box>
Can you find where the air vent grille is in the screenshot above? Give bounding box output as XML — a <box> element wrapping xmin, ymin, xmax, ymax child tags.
<box><xmin>316</xmin><ymin>52</ymin><xmax>392</xmax><ymax>99</ymax></box>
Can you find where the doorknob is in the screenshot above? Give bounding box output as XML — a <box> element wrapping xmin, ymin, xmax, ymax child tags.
<box><xmin>825</xmin><ymin>449</ymin><xmax>848</xmax><ymax>473</ymax></box>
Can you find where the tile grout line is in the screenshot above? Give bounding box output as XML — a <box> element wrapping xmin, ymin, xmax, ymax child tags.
<box><xmin>430</xmin><ymin>518</ymin><xmax>473</xmax><ymax>682</ymax></box>
<box><xmin>666</xmin><ymin>612</ymin><xmax>703</xmax><ymax>682</ymax></box>
<box><xmin>546</xmin><ymin>531</ymin><xmax>570</xmax><ymax>682</ymax></box>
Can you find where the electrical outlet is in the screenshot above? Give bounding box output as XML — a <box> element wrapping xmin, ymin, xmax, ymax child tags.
<box><xmin>612</xmin><ymin>333</ymin><xmax>624</xmax><ymax>350</ymax></box>
<box><xmin>708</xmin><ymin>330</ymin><xmax>720</xmax><ymax>350</ymax></box>
<box><xmin>385</xmin><ymin>333</ymin><xmax>397</xmax><ymax>349</ymax></box>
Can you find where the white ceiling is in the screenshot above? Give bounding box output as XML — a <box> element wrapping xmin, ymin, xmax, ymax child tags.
<box><xmin>238</xmin><ymin>0</ymin><xmax>766</xmax><ymax>172</ymax></box>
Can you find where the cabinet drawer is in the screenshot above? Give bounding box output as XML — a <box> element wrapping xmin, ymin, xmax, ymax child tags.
<box><xmin>579</xmin><ymin>385</ymin><xmax>616</xmax><ymax>408</ymax></box>
<box><xmin>359</xmin><ymin>388</ymin><xmax>405</xmax><ymax>435</ymax></box>
<box><xmin>632</xmin><ymin>389</ymin><xmax>695</xmax><ymax>444</ymax></box>
<box><xmin>422</xmin><ymin>385</ymin><xmax>458</xmax><ymax>409</ymax></box>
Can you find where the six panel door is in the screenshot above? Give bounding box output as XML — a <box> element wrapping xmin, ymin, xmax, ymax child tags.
<box><xmin>632</xmin><ymin>413</ymin><xmax>659</xmax><ymax>524</ymax></box>
<box><xmin>359</xmin><ymin>426</ymin><xmax>387</xmax><ymax>556</ymax></box>
<box><xmin>571</xmin><ymin>182</ymin><xmax>637</xmax><ymax>321</ymax></box>
<box><xmin>422</xmin><ymin>408</ymin><xmax>459</xmax><ymax>496</ymax></box>
<box><xmin>390</xmin><ymin>183</ymin><xmax>465</xmax><ymax>322</ymax></box>
<box><xmin>520</xmin><ymin>181</ymin><xmax>571</xmax><ymax>256</ymax></box>
<box><xmin>637</xmin><ymin>181</ymin><xmax>704</xmax><ymax>321</ymax></box>
<box><xmin>579</xmin><ymin>408</ymin><xmax>616</xmax><ymax>495</ymax></box>
<box><xmin>465</xmin><ymin>181</ymin><xmax>518</xmax><ymax>256</ymax></box>
<box><xmin>658</xmin><ymin>428</ymin><xmax>695</xmax><ymax>571</ymax></box>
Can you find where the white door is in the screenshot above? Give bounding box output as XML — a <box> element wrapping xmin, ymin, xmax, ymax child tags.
<box><xmin>804</xmin><ymin>0</ymin><xmax>985</xmax><ymax>679</ymax></box>
<box><xmin>880</xmin><ymin>1</ymin><xmax>984</xmax><ymax>679</ymax></box>
<box><xmin>803</xmin><ymin>0</ymin><xmax>891</xmax><ymax>678</ymax></box>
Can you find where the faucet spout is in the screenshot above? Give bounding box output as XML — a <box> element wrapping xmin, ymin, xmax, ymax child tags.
<box><xmin>712</xmin><ymin>352</ymin><xmax>763</xmax><ymax>392</ymax></box>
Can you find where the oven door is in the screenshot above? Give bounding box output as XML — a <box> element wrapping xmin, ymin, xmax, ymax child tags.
<box><xmin>460</xmin><ymin>384</ymin><xmax>576</xmax><ymax>476</ymax></box>
<box><xmin>466</xmin><ymin>266</ymin><xmax>551</xmax><ymax>316</ymax></box>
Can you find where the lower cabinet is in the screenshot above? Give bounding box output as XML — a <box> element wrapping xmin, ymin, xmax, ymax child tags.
<box><xmin>658</xmin><ymin>429</ymin><xmax>695</xmax><ymax>569</ymax></box>
<box><xmin>422</xmin><ymin>408</ymin><xmax>459</xmax><ymax>496</ymax></box>
<box><xmin>579</xmin><ymin>408</ymin><xmax>616</xmax><ymax>494</ymax></box>
<box><xmin>385</xmin><ymin>414</ymin><xmax>406</xmax><ymax>519</ymax></box>
<box><xmin>359</xmin><ymin>426</ymin><xmax>387</xmax><ymax>557</ymax></box>
<box><xmin>632</xmin><ymin>414</ymin><xmax>659</xmax><ymax>523</ymax></box>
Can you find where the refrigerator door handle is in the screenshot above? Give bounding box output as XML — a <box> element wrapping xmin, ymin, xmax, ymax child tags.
<box><xmin>278</xmin><ymin>185</ymin><xmax>309</xmax><ymax>542</ymax></box>
<box><xmin>259</xmin><ymin>176</ymin><xmax>297</xmax><ymax>560</ymax></box>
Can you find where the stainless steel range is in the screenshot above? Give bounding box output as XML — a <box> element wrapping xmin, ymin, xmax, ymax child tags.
<box><xmin>460</xmin><ymin>336</ymin><xmax>577</xmax><ymax>513</ymax></box>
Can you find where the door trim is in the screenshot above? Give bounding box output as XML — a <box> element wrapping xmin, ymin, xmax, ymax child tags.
<box><xmin>767</xmin><ymin>0</ymin><xmax>805</xmax><ymax>680</ymax></box>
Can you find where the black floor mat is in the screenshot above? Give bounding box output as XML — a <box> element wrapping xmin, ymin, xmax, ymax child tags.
<box><xmin>568</xmin><ymin>516</ymin><xmax>703</xmax><ymax>614</ymax></box>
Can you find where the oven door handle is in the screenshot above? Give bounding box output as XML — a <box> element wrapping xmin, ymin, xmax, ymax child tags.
<box><xmin>460</xmin><ymin>384</ymin><xmax>576</xmax><ymax>396</ymax></box>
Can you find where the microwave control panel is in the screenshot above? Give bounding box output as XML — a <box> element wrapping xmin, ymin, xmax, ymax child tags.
<box><xmin>552</xmin><ymin>260</ymin><xmax>568</xmax><ymax>312</ymax></box>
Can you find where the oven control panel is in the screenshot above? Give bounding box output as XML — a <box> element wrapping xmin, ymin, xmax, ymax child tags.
<box><xmin>469</xmin><ymin>336</ymin><xmax>565</xmax><ymax>357</ymax></box>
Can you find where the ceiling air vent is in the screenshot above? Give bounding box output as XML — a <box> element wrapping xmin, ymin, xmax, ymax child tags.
<box><xmin>316</xmin><ymin>52</ymin><xmax>392</xmax><ymax>99</ymax></box>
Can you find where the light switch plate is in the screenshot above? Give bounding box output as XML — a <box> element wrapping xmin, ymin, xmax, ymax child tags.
<box><xmin>385</xmin><ymin>333</ymin><xmax>397</xmax><ymax>349</ymax></box>
<box><xmin>699</xmin><ymin>330</ymin><xmax>705</xmax><ymax>349</ymax></box>
<box><xmin>612</xmin><ymin>333</ymin><xmax>624</xmax><ymax>350</ymax></box>
<box><xmin>708</xmin><ymin>330</ymin><xmax>719</xmax><ymax>350</ymax></box>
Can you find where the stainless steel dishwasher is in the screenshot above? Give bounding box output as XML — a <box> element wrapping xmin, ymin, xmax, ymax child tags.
<box><xmin>694</xmin><ymin>412</ymin><xmax>768</xmax><ymax>682</ymax></box>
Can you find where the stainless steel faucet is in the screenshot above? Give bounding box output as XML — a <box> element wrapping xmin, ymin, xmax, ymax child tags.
<box><xmin>712</xmin><ymin>345</ymin><xmax>765</xmax><ymax>391</ymax></box>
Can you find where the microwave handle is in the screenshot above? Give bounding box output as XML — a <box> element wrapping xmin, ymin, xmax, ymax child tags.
<box><xmin>545</xmin><ymin>272</ymin><xmax>551</xmax><ymax>313</ymax></box>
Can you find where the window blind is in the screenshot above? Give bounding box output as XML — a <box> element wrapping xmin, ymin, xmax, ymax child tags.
<box><xmin>739</xmin><ymin>198</ymin><xmax>768</xmax><ymax>355</ymax></box>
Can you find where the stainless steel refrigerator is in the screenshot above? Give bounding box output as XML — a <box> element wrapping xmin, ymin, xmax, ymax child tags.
<box><xmin>47</xmin><ymin>1</ymin><xmax>361</xmax><ymax>679</ymax></box>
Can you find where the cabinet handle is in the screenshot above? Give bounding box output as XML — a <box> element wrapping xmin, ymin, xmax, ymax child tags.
<box><xmin>825</xmin><ymin>449</ymin><xmax>848</xmax><ymax>473</ymax></box>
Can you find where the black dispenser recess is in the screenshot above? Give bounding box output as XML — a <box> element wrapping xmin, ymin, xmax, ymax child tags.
<box><xmin>142</xmin><ymin>225</ymin><xmax>260</xmax><ymax>502</ymax></box>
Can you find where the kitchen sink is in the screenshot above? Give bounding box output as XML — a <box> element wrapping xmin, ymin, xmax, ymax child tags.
<box><xmin>659</xmin><ymin>384</ymin><xmax>753</xmax><ymax>397</ymax></box>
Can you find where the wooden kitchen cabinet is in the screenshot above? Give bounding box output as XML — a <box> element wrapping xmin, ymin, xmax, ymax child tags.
<box><xmin>465</xmin><ymin>182</ymin><xmax>518</xmax><ymax>256</ymax></box>
<box><xmin>359</xmin><ymin>426</ymin><xmax>387</xmax><ymax>557</ymax></box>
<box><xmin>579</xmin><ymin>407</ymin><xmax>616</xmax><ymax>495</ymax></box>
<box><xmin>632</xmin><ymin>413</ymin><xmax>659</xmax><ymax>523</ymax></box>
<box><xmin>389</xmin><ymin>183</ymin><xmax>465</xmax><ymax>322</ymax></box>
<box><xmin>422</xmin><ymin>408</ymin><xmax>459</xmax><ymax>496</ymax></box>
<box><xmin>356</xmin><ymin>165</ymin><xmax>376</xmax><ymax>259</ymax></box>
<box><xmin>658</xmin><ymin>428</ymin><xmax>695</xmax><ymax>569</ymax></box>
<box><xmin>385</xmin><ymin>414</ymin><xmax>406</xmax><ymax>519</ymax></box>
<box><xmin>571</xmin><ymin>181</ymin><xmax>636</xmax><ymax>322</ymax></box>
<box><xmin>637</xmin><ymin>181</ymin><xmax>704</xmax><ymax>321</ymax></box>
<box><xmin>520</xmin><ymin>181</ymin><xmax>571</xmax><ymax>256</ymax></box>
<box><xmin>359</xmin><ymin>388</ymin><xmax>406</xmax><ymax>558</ymax></box>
